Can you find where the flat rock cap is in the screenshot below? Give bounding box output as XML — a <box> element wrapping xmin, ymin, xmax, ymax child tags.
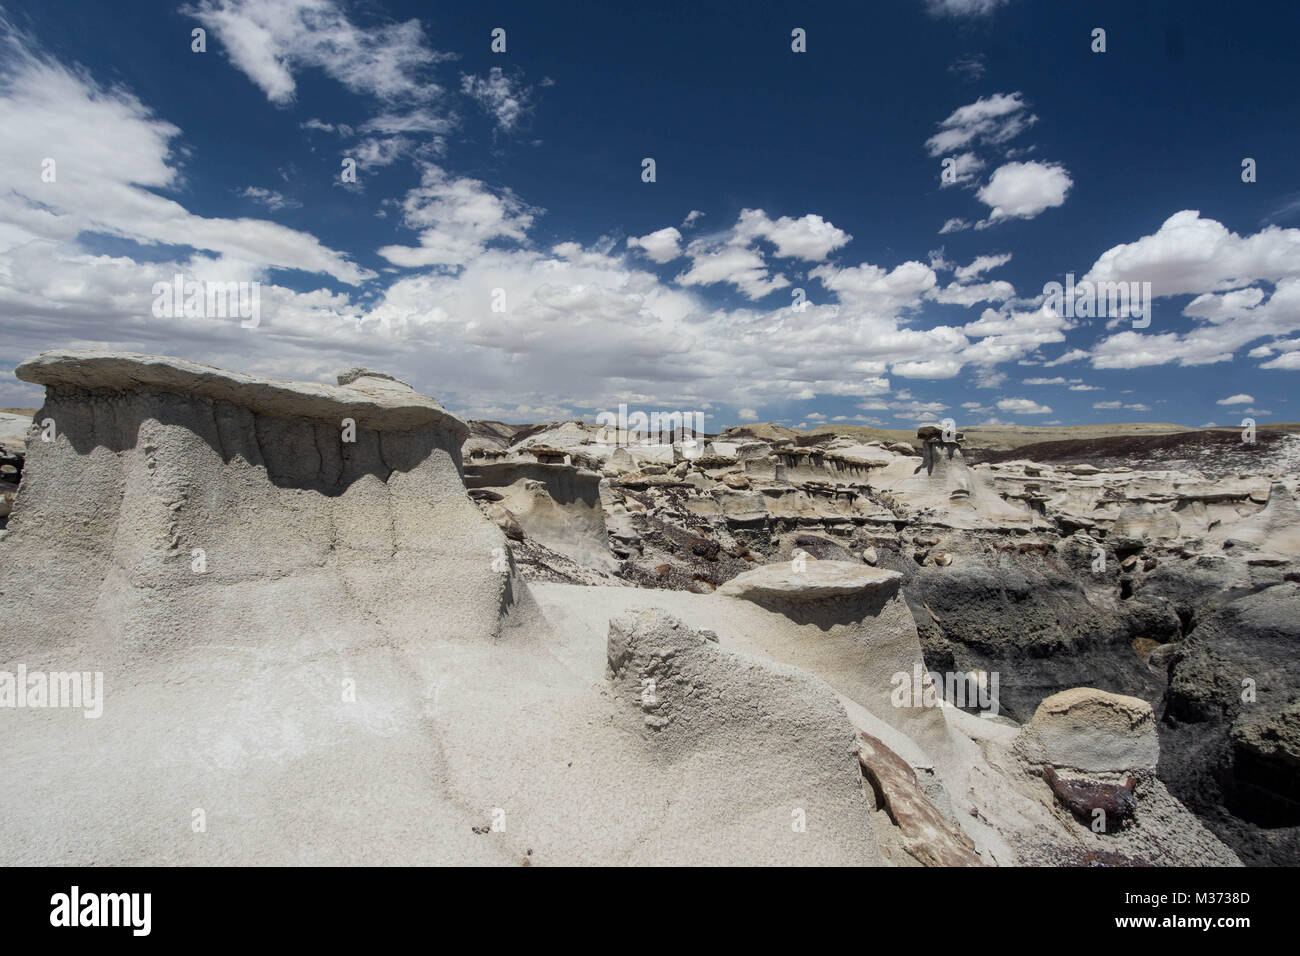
<box><xmin>719</xmin><ymin>559</ymin><xmax>903</xmax><ymax>602</ymax></box>
<box><xmin>16</xmin><ymin>349</ymin><xmax>468</xmax><ymax>438</ymax></box>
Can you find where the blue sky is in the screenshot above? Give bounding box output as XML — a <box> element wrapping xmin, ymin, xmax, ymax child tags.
<box><xmin>1</xmin><ymin>0</ymin><xmax>1297</xmax><ymax>429</ymax></box>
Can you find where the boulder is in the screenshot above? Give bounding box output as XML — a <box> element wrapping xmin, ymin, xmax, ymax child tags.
<box><xmin>1021</xmin><ymin>688</ymin><xmax>1159</xmax><ymax>774</ymax></box>
<box><xmin>857</xmin><ymin>731</ymin><xmax>983</xmax><ymax>867</ymax></box>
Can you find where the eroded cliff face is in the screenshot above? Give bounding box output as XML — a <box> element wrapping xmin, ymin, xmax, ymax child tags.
<box><xmin>0</xmin><ymin>351</ymin><xmax>527</xmax><ymax>864</ymax></box>
<box><xmin>0</xmin><ymin>351</ymin><xmax>887</xmax><ymax>867</ymax></box>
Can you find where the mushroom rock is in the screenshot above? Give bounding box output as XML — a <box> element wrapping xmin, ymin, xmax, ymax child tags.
<box><xmin>0</xmin><ymin>350</ymin><xmax>529</xmax><ymax>863</ymax></box>
<box><xmin>872</xmin><ymin>425</ymin><xmax>1031</xmax><ymax>530</ymax></box>
<box><xmin>717</xmin><ymin>560</ymin><xmax>952</xmax><ymax>762</ymax></box>
<box><xmin>1019</xmin><ymin>688</ymin><xmax>1159</xmax><ymax>774</ymax></box>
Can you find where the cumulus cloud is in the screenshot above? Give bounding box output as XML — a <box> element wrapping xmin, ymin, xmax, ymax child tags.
<box><xmin>1261</xmin><ymin>351</ymin><xmax>1300</xmax><ymax>370</ymax></box>
<box><xmin>976</xmin><ymin>161</ymin><xmax>1072</xmax><ymax>223</ymax></box>
<box><xmin>377</xmin><ymin>165</ymin><xmax>538</xmax><ymax>268</ymax></box>
<box><xmin>1092</xmin><ymin>401</ymin><xmax>1150</xmax><ymax>413</ymax></box>
<box><xmin>626</xmin><ymin>227</ymin><xmax>683</xmax><ymax>264</ymax></box>
<box><xmin>939</xmin><ymin>218</ymin><xmax>971</xmax><ymax>234</ymax></box>
<box><xmin>11</xmin><ymin>10</ymin><xmax>1288</xmax><ymax>430</ymax></box>
<box><xmin>1217</xmin><ymin>394</ymin><xmax>1254</xmax><ymax>405</ymax></box>
<box><xmin>1090</xmin><ymin>276</ymin><xmax>1300</xmax><ymax>369</ymax></box>
<box><xmin>670</xmin><ymin>209</ymin><xmax>848</xmax><ymax>300</ymax></box>
<box><xmin>1083</xmin><ymin>210</ymin><xmax>1300</xmax><ymax>298</ymax></box>
<box><xmin>959</xmin><ymin>306</ymin><xmax>1074</xmax><ymax>366</ymax></box>
<box><xmin>928</xmin><ymin>279</ymin><xmax>1015</xmax><ymax>307</ymax></box>
<box><xmin>676</xmin><ymin>240</ymin><xmax>788</xmax><ymax>300</ymax></box>
<box><xmin>996</xmin><ymin>397</ymin><xmax>1052</xmax><ymax>415</ymax></box>
<box><xmin>811</xmin><ymin>260</ymin><xmax>937</xmax><ymax>312</ymax></box>
<box><xmin>892</xmin><ymin>359</ymin><xmax>962</xmax><ymax>379</ymax></box>
<box><xmin>732</xmin><ymin>209</ymin><xmax>852</xmax><ymax>261</ymax></box>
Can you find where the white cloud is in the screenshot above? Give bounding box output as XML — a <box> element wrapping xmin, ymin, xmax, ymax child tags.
<box><xmin>626</xmin><ymin>227</ymin><xmax>682</xmax><ymax>264</ymax></box>
<box><xmin>1090</xmin><ymin>276</ymin><xmax>1300</xmax><ymax>369</ymax></box>
<box><xmin>1043</xmin><ymin>348</ymin><xmax>1089</xmax><ymax>367</ymax></box>
<box><xmin>676</xmin><ymin>240</ymin><xmax>788</xmax><ymax>300</ymax></box>
<box><xmin>1083</xmin><ymin>210</ymin><xmax>1300</xmax><ymax>298</ymax></box>
<box><xmin>976</xmin><ymin>161</ymin><xmax>1072</xmax><ymax>223</ymax></box>
<box><xmin>185</xmin><ymin>0</ymin><xmax>445</xmax><ymax>106</ymax></box>
<box><xmin>1023</xmin><ymin>376</ymin><xmax>1066</xmax><ymax>385</ymax></box>
<box><xmin>892</xmin><ymin>359</ymin><xmax>962</xmax><ymax>379</ymax></box>
<box><xmin>737</xmin><ymin>407</ymin><xmax>758</xmax><ymax>421</ymax></box>
<box><xmin>1261</xmin><ymin>351</ymin><xmax>1300</xmax><ymax>370</ymax></box>
<box><xmin>461</xmin><ymin>67</ymin><xmax>532</xmax><ymax>132</ymax></box>
<box><xmin>940</xmin><ymin>152</ymin><xmax>986</xmax><ymax>186</ymax></box>
<box><xmin>672</xmin><ymin>208</ymin><xmax>848</xmax><ymax>299</ymax></box>
<box><xmin>377</xmin><ymin>165</ymin><xmax>538</xmax><ymax>268</ymax></box>
<box><xmin>732</xmin><ymin>209</ymin><xmax>852</xmax><ymax>261</ymax></box>
<box><xmin>811</xmin><ymin>260</ymin><xmax>936</xmax><ymax>312</ymax></box>
<box><xmin>928</xmin><ymin>279</ymin><xmax>1015</xmax><ymax>307</ymax></box>
<box><xmin>0</xmin><ymin>22</ymin><xmax>371</xmax><ymax>284</ymax></box>
<box><xmin>997</xmin><ymin>397</ymin><xmax>1052</xmax><ymax>415</ymax></box>
<box><xmin>1216</xmin><ymin>394</ymin><xmax>1254</xmax><ymax>405</ymax></box>
<box><xmin>925</xmin><ymin>93</ymin><xmax>1035</xmax><ymax>157</ymax></box>
<box><xmin>681</xmin><ymin>210</ymin><xmax>704</xmax><ymax>228</ymax></box>
<box><xmin>1093</xmin><ymin>401</ymin><xmax>1122</xmax><ymax>409</ymax></box>
<box><xmin>939</xmin><ymin>218</ymin><xmax>971</xmax><ymax>234</ymax></box>
<box><xmin>241</xmin><ymin>186</ymin><xmax>300</xmax><ymax>211</ymax></box>
<box><xmin>13</xmin><ymin>13</ymin><xmax>1290</xmax><ymax>432</ymax></box>
<box><xmin>890</xmin><ymin>399</ymin><xmax>950</xmax><ymax>418</ymax></box>
<box><xmin>959</xmin><ymin>306</ymin><xmax>1073</xmax><ymax>366</ymax></box>
<box><xmin>953</xmin><ymin>252</ymin><xmax>1012</xmax><ymax>282</ymax></box>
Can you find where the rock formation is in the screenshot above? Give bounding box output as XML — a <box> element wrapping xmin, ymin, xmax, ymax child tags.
<box><xmin>0</xmin><ymin>350</ymin><xmax>893</xmax><ymax>865</ymax></box>
<box><xmin>2</xmin><ymin>350</ymin><xmax>1290</xmax><ymax>866</ymax></box>
<box><xmin>455</xmin><ymin>414</ymin><xmax>1297</xmax><ymax>865</ymax></box>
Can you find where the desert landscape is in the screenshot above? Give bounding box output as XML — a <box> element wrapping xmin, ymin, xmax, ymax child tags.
<box><xmin>0</xmin><ymin>0</ymin><xmax>1295</xmax><ymax>895</ymax></box>
<box><xmin>1</xmin><ymin>349</ymin><xmax>1294</xmax><ymax>867</ymax></box>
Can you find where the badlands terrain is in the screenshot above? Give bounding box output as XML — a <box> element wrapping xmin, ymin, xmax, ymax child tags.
<box><xmin>1</xmin><ymin>350</ymin><xmax>1297</xmax><ymax>866</ymax></box>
